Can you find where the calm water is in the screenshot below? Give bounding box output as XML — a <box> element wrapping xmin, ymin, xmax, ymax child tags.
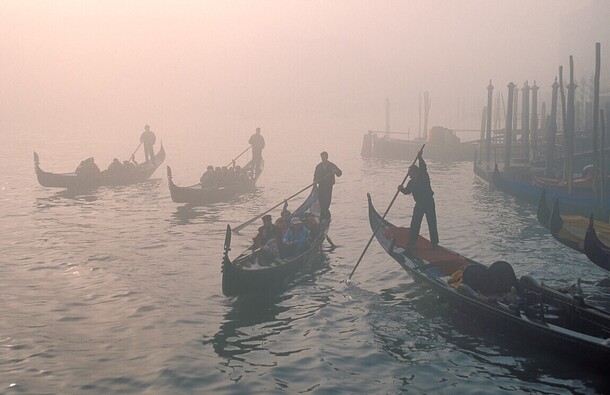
<box><xmin>1</xmin><ymin>128</ymin><xmax>609</xmax><ymax>394</ymax></box>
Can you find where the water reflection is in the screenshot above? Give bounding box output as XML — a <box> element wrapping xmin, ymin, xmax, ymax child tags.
<box><xmin>35</xmin><ymin>188</ymin><xmax>98</xmax><ymax>209</ymax></box>
<box><xmin>206</xmin><ymin>267</ymin><xmax>331</xmax><ymax>365</ymax></box>
<box><xmin>170</xmin><ymin>205</ymin><xmax>223</xmax><ymax>226</ymax></box>
<box><xmin>34</xmin><ymin>178</ymin><xmax>164</xmax><ymax>210</ymax></box>
<box><xmin>206</xmin><ymin>293</ymin><xmax>293</xmax><ymax>362</ymax></box>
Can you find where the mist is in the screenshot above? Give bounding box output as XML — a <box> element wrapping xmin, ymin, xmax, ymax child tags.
<box><xmin>1</xmin><ymin>0</ymin><xmax>606</xmax><ymax>147</ymax></box>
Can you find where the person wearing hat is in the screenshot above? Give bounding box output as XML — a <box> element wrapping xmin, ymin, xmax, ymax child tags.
<box><xmin>253</xmin><ymin>214</ymin><xmax>281</xmax><ymax>250</ymax></box>
<box><xmin>282</xmin><ymin>216</ymin><xmax>310</xmax><ymax>257</ymax></box>
<box><xmin>313</xmin><ymin>151</ymin><xmax>342</xmax><ymax>222</ymax></box>
<box><xmin>140</xmin><ymin>125</ymin><xmax>157</xmax><ymax>162</ymax></box>
<box><xmin>397</xmin><ymin>149</ymin><xmax>438</xmax><ymax>248</ymax></box>
<box><xmin>200</xmin><ymin>165</ymin><xmax>216</xmax><ymax>187</ymax></box>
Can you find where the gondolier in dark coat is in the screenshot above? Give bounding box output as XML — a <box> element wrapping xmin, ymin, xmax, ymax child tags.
<box><xmin>140</xmin><ymin>125</ymin><xmax>156</xmax><ymax>162</ymax></box>
<box><xmin>313</xmin><ymin>151</ymin><xmax>342</xmax><ymax>222</ymax></box>
<box><xmin>398</xmin><ymin>151</ymin><xmax>439</xmax><ymax>247</ymax></box>
<box><xmin>248</xmin><ymin>127</ymin><xmax>265</xmax><ymax>175</ymax></box>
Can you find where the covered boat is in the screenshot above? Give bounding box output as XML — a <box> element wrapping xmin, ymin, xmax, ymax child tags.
<box><xmin>367</xmin><ymin>193</ymin><xmax>610</xmax><ymax>367</ymax></box>
<box><xmin>362</xmin><ymin>128</ymin><xmax>475</xmax><ymax>162</ymax></box>
<box><xmin>168</xmin><ymin>159</ymin><xmax>263</xmax><ymax>206</ymax></box>
<box><xmin>585</xmin><ymin>217</ymin><xmax>610</xmax><ymax>272</ymax></box>
<box><xmin>34</xmin><ymin>144</ymin><xmax>165</xmax><ymax>189</ymax></box>
<box><xmin>222</xmin><ymin>186</ymin><xmax>328</xmax><ymax>296</ymax></box>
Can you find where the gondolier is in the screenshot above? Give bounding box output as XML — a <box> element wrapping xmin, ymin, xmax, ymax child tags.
<box><xmin>140</xmin><ymin>125</ymin><xmax>156</xmax><ymax>162</ymax></box>
<box><xmin>248</xmin><ymin>127</ymin><xmax>265</xmax><ymax>175</ymax></box>
<box><xmin>397</xmin><ymin>150</ymin><xmax>439</xmax><ymax>247</ymax></box>
<box><xmin>313</xmin><ymin>151</ymin><xmax>342</xmax><ymax>222</ymax></box>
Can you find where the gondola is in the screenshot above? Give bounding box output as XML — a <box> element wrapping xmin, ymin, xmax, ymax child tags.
<box><xmin>585</xmin><ymin>216</ymin><xmax>610</xmax><ymax>272</ymax></box>
<box><xmin>167</xmin><ymin>159</ymin><xmax>263</xmax><ymax>206</ymax></box>
<box><xmin>492</xmin><ymin>164</ymin><xmax>610</xmax><ymax>218</ymax></box>
<box><xmin>34</xmin><ymin>144</ymin><xmax>165</xmax><ymax>189</ymax></box>
<box><xmin>222</xmin><ymin>186</ymin><xmax>328</xmax><ymax>296</ymax></box>
<box><xmin>367</xmin><ymin>193</ymin><xmax>610</xmax><ymax>367</ymax></box>
<box><xmin>361</xmin><ymin>129</ymin><xmax>475</xmax><ymax>162</ymax></box>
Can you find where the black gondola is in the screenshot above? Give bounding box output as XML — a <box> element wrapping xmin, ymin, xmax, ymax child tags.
<box><xmin>168</xmin><ymin>159</ymin><xmax>263</xmax><ymax>206</ymax></box>
<box><xmin>222</xmin><ymin>186</ymin><xmax>328</xmax><ymax>296</ymax></box>
<box><xmin>34</xmin><ymin>144</ymin><xmax>165</xmax><ymax>189</ymax></box>
<box><xmin>585</xmin><ymin>216</ymin><xmax>610</xmax><ymax>272</ymax></box>
<box><xmin>367</xmin><ymin>193</ymin><xmax>610</xmax><ymax>368</ymax></box>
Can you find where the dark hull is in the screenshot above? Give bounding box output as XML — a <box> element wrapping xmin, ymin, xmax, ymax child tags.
<box><xmin>367</xmin><ymin>193</ymin><xmax>610</xmax><ymax>368</ymax></box>
<box><xmin>34</xmin><ymin>145</ymin><xmax>165</xmax><ymax>189</ymax></box>
<box><xmin>363</xmin><ymin>134</ymin><xmax>475</xmax><ymax>162</ymax></box>
<box><xmin>222</xmin><ymin>187</ymin><xmax>327</xmax><ymax>296</ymax></box>
<box><xmin>585</xmin><ymin>218</ymin><xmax>610</xmax><ymax>271</ymax></box>
<box><xmin>167</xmin><ymin>160</ymin><xmax>262</xmax><ymax>206</ymax></box>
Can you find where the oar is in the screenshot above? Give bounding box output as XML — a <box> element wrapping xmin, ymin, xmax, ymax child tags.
<box><xmin>232</xmin><ymin>183</ymin><xmax>315</xmax><ymax>234</ymax></box>
<box><xmin>129</xmin><ymin>142</ymin><xmax>142</xmax><ymax>162</ymax></box>
<box><xmin>226</xmin><ymin>146</ymin><xmax>252</xmax><ymax>167</ymax></box>
<box><xmin>348</xmin><ymin>144</ymin><xmax>424</xmax><ymax>281</ymax></box>
<box><xmin>232</xmin><ymin>172</ymin><xmax>334</xmax><ymax>234</ymax></box>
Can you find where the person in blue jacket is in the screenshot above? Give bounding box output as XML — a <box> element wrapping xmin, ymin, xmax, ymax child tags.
<box><xmin>282</xmin><ymin>216</ymin><xmax>310</xmax><ymax>257</ymax></box>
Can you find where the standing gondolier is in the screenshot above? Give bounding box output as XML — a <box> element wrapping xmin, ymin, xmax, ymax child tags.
<box><xmin>397</xmin><ymin>150</ymin><xmax>439</xmax><ymax>247</ymax></box>
<box><xmin>248</xmin><ymin>127</ymin><xmax>265</xmax><ymax>175</ymax></box>
<box><xmin>140</xmin><ymin>125</ymin><xmax>156</xmax><ymax>162</ymax></box>
<box><xmin>313</xmin><ymin>151</ymin><xmax>342</xmax><ymax>222</ymax></box>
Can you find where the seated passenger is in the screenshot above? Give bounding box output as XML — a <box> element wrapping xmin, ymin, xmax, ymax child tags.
<box><xmin>282</xmin><ymin>217</ymin><xmax>310</xmax><ymax>257</ymax></box>
<box><xmin>123</xmin><ymin>160</ymin><xmax>136</xmax><ymax>172</ymax></box>
<box><xmin>253</xmin><ymin>214</ymin><xmax>281</xmax><ymax>251</ymax></box>
<box><xmin>200</xmin><ymin>165</ymin><xmax>216</xmax><ymax>187</ymax></box>
<box><xmin>301</xmin><ymin>212</ymin><xmax>320</xmax><ymax>239</ymax></box>
<box><xmin>274</xmin><ymin>217</ymin><xmax>289</xmax><ymax>237</ymax></box>
<box><xmin>75</xmin><ymin>157</ymin><xmax>101</xmax><ymax>176</ymax></box>
<box><xmin>105</xmin><ymin>158</ymin><xmax>123</xmax><ymax>175</ymax></box>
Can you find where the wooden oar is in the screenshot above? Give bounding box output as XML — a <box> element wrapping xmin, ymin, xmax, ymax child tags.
<box><xmin>232</xmin><ymin>183</ymin><xmax>315</xmax><ymax>234</ymax></box>
<box><xmin>226</xmin><ymin>146</ymin><xmax>252</xmax><ymax>167</ymax></box>
<box><xmin>232</xmin><ymin>172</ymin><xmax>334</xmax><ymax>234</ymax></box>
<box><xmin>129</xmin><ymin>142</ymin><xmax>142</xmax><ymax>162</ymax></box>
<box><xmin>348</xmin><ymin>144</ymin><xmax>424</xmax><ymax>281</ymax></box>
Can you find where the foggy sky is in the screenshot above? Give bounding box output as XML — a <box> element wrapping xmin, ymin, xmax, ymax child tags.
<box><xmin>0</xmin><ymin>0</ymin><xmax>605</xmax><ymax>140</ymax></box>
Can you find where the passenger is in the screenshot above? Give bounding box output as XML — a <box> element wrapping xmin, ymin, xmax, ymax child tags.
<box><xmin>75</xmin><ymin>157</ymin><xmax>101</xmax><ymax>177</ymax></box>
<box><xmin>123</xmin><ymin>160</ymin><xmax>136</xmax><ymax>172</ymax></box>
<box><xmin>301</xmin><ymin>212</ymin><xmax>320</xmax><ymax>239</ymax></box>
<box><xmin>274</xmin><ymin>217</ymin><xmax>289</xmax><ymax>237</ymax></box>
<box><xmin>253</xmin><ymin>214</ymin><xmax>281</xmax><ymax>250</ymax></box>
<box><xmin>106</xmin><ymin>158</ymin><xmax>123</xmax><ymax>174</ymax></box>
<box><xmin>200</xmin><ymin>165</ymin><xmax>216</xmax><ymax>187</ymax></box>
<box><xmin>283</xmin><ymin>217</ymin><xmax>310</xmax><ymax>257</ymax></box>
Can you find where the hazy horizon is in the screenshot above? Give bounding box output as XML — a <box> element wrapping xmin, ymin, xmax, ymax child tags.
<box><xmin>2</xmin><ymin>1</ymin><xmax>607</xmax><ymax>145</ymax></box>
